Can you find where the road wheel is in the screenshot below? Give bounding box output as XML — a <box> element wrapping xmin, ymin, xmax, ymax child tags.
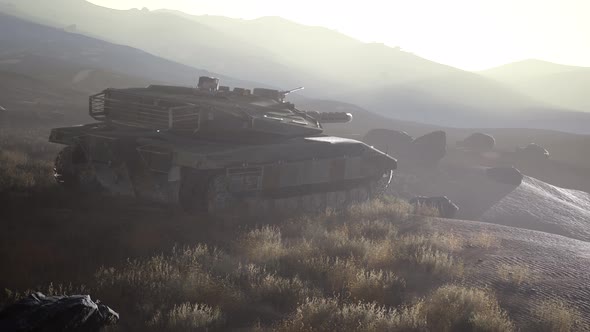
<box><xmin>54</xmin><ymin>146</ymin><xmax>99</xmax><ymax>192</ymax></box>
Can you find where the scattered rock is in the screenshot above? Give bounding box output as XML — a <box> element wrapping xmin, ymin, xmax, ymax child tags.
<box><xmin>408</xmin><ymin>131</ymin><xmax>447</xmax><ymax>166</ymax></box>
<box><xmin>363</xmin><ymin>129</ymin><xmax>446</xmax><ymax>167</ymax></box>
<box><xmin>458</xmin><ymin>132</ymin><xmax>495</xmax><ymax>152</ymax></box>
<box><xmin>410</xmin><ymin>195</ymin><xmax>458</xmax><ymax>218</ymax></box>
<box><xmin>486</xmin><ymin>167</ymin><xmax>524</xmax><ymax>186</ymax></box>
<box><xmin>516</xmin><ymin>143</ymin><xmax>549</xmax><ymax>160</ymax></box>
<box><xmin>363</xmin><ymin>128</ymin><xmax>413</xmax><ymax>157</ymax></box>
<box><xmin>0</xmin><ymin>292</ymin><xmax>119</xmax><ymax>332</ymax></box>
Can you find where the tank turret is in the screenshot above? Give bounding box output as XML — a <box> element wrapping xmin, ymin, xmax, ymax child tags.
<box><xmin>49</xmin><ymin>77</ymin><xmax>397</xmax><ymax>217</ymax></box>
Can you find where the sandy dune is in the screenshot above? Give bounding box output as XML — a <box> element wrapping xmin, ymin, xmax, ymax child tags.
<box><xmin>482</xmin><ymin>176</ymin><xmax>590</xmax><ymax>241</ymax></box>
<box><xmin>396</xmin><ymin>164</ymin><xmax>590</xmax><ymax>242</ymax></box>
<box><xmin>428</xmin><ymin>217</ymin><xmax>590</xmax><ymax>330</ymax></box>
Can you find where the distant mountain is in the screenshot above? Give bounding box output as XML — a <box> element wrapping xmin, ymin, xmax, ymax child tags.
<box><xmin>1</xmin><ymin>2</ymin><xmax>538</xmax><ymax>104</ymax></box>
<box><xmin>2</xmin><ymin>1</ymin><xmax>590</xmax><ymax>133</ymax></box>
<box><xmin>0</xmin><ymin>12</ymin><xmax>277</xmax><ymax>91</ymax></box>
<box><xmin>0</xmin><ymin>13</ymin><xmax>257</xmax><ymax>125</ymax></box>
<box><xmin>481</xmin><ymin>59</ymin><xmax>590</xmax><ymax>112</ymax></box>
<box><xmin>0</xmin><ymin>0</ymin><xmax>305</xmax><ymax>91</ymax></box>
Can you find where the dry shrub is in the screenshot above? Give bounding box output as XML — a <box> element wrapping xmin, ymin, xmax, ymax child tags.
<box><xmin>348</xmin><ymin>219</ymin><xmax>398</xmax><ymax>241</ymax></box>
<box><xmin>236</xmin><ymin>226</ymin><xmax>285</xmax><ymax>264</ymax></box>
<box><xmin>413</xmin><ymin>245</ymin><xmax>464</xmax><ymax>276</ymax></box>
<box><xmin>365</xmin><ymin>239</ymin><xmax>397</xmax><ymax>270</ymax></box>
<box><xmin>164</xmin><ymin>302</ymin><xmax>224</xmax><ymax>331</ymax></box>
<box><xmin>0</xmin><ymin>149</ymin><xmax>54</xmax><ymax>192</ymax></box>
<box><xmin>346</xmin><ymin>198</ymin><xmax>412</xmax><ymax>222</ymax></box>
<box><xmin>412</xmin><ymin>203</ymin><xmax>441</xmax><ymax>218</ymax></box>
<box><xmin>470</xmin><ymin>232</ymin><xmax>500</xmax><ymax>249</ymax></box>
<box><xmin>423</xmin><ymin>285</ymin><xmax>514</xmax><ymax>332</ymax></box>
<box><xmin>497</xmin><ymin>263</ymin><xmax>531</xmax><ymax>286</ymax></box>
<box><xmin>313</xmin><ymin>229</ymin><xmax>371</xmax><ymax>259</ymax></box>
<box><xmin>233</xmin><ymin>264</ymin><xmax>318</xmax><ymax>312</ymax></box>
<box><xmin>95</xmin><ymin>245</ymin><xmax>243</xmax><ymax>324</ymax></box>
<box><xmin>294</xmin><ymin>257</ymin><xmax>358</xmax><ymax>295</ymax></box>
<box><xmin>349</xmin><ymin>269</ymin><xmax>406</xmax><ymax>306</ymax></box>
<box><xmin>394</xmin><ymin>235</ymin><xmax>464</xmax><ymax>277</ymax></box>
<box><xmin>277</xmin><ymin>297</ymin><xmax>425</xmax><ymax>332</ymax></box>
<box><xmin>533</xmin><ymin>299</ymin><xmax>581</xmax><ymax>332</ymax></box>
<box><xmin>428</xmin><ymin>232</ymin><xmax>464</xmax><ymax>252</ymax></box>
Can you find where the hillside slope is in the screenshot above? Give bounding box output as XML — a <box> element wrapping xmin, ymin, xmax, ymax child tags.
<box><xmin>481</xmin><ymin>59</ymin><xmax>590</xmax><ymax>112</ymax></box>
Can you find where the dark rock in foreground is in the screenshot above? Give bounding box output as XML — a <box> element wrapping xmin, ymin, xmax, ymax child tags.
<box><xmin>410</xmin><ymin>195</ymin><xmax>459</xmax><ymax>218</ymax></box>
<box><xmin>486</xmin><ymin>167</ymin><xmax>524</xmax><ymax>186</ymax></box>
<box><xmin>0</xmin><ymin>292</ymin><xmax>119</xmax><ymax>332</ymax></box>
<box><xmin>458</xmin><ymin>132</ymin><xmax>495</xmax><ymax>152</ymax></box>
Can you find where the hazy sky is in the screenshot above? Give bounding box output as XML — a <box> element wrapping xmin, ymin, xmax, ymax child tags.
<box><xmin>88</xmin><ymin>0</ymin><xmax>590</xmax><ymax>70</ymax></box>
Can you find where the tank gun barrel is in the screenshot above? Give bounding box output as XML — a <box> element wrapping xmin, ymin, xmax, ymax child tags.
<box><xmin>307</xmin><ymin>111</ymin><xmax>353</xmax><ymax>124</ymax></box>
<box><xmin>281</xmin><ymin>86</ymin><xmax>304</xmax><ymax>96</ymax></box>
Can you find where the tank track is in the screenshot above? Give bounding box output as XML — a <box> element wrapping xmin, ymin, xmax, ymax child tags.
<box><xmin>206</xmin><ymin>170</ymin><xmax>393</xmax><ymax>217</ymax></box>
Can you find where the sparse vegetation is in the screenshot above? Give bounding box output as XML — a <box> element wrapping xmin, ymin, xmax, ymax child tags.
<box><xmin>422</xmin><ymin>285</ymin><xmax>515</xmax><ymax>332</ymax></box>
<box><xmin>533</xmin><ymin>299</ymin><xmax>581</xmax><ymax>332</ymax></box>
<box><xmin>0</xmin><ymin>136</ymin><xmax>584</xmax><ymax>331</ymax></box>
<box><xmin>470</xmin><ymin>232</ymin><xmax>500</xmax><ymax>249</ymax></box>
<box><xmin>497</xmin><ymin>263</ymin><xmax>532</xmax><ymax>286</ymax></box>
<box><xmin>0</xmin><ymin>149</ymin><xmax>54</xmax><ymax>192</ymax></box>
<box><xmin>3</xmin><ymin>198</ymin><xmax>516</xmax><ymax>331</ymax></box>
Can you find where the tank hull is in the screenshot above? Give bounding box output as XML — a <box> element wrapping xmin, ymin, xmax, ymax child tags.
<box><xmin>50</xmin><ymin>124</ymin><xmax>396</xmax><ymax>216</ymax></box>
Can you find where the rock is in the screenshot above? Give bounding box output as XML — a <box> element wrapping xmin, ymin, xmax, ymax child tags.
<box><xmin>458</xmin><ymin>133</ymin><xmax>495</xmax><ymax>152</ymax></box>
<box><xmin>363</xmin><ymin>128</ymin><xmax>413</xmax><ymax>157</ymax></box>
<box><xmin>408</xmin><ymin>131</ymin><xmax>447</xmax><ymax>166</ymax></box>
<box><xmin>516</xmin><ymin>143</ymin><xmax>549</xmax><ymax>160</ymax></box>
<box><xmin>486</xmin><ymin>167</ymin><xmax>523</xmax><ymax>186</ymax></box>
<box><xmin>410</xmin><ymin>195</ymin><xmax>459</xmax><ymax>218</ymax></box>
<box><xmin>0</xmin><ymin>292</ymin><xmax>119</xmax><ymax>332</ymax></box>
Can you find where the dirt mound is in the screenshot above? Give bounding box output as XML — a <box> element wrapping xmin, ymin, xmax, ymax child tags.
<box><xmin>394</xmin><ymin>163</ymin><xmax>590</xmax><ymax>241</ymax></box>
<box><xmin>481</xmin><ymin>176</ymin><xmax>590</xmax><ymax>241</ymax></box>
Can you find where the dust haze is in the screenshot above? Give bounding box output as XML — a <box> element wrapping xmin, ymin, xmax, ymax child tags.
<box><xmin>1</xmin><ymin>1</ymin><xmax>590</xmax><ymax>331</ymax></box>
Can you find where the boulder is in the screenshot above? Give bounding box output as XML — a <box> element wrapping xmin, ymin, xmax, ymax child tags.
<box><xmin>0</xmin><ymin>292</ymin><xmax>119</xmax><ymax>332</ymax></box>
<box><xmin>410</xmin><ymin>195</ymin><xmax>459</xmax><ymax>218</ymax></box>
<box><xmin>486</xmin><ymin>167</ymin><xmax>523</xmax><ymax>186</ymax></box>
<box><xmin>363</xmin><ymin>128</ymin><xmax>413</xmax><ymax>157</ymax></box>
<box><xmin>408</xmin><ymin>131</ymin><xmax>447</xmax><ymax>166</ymax></box>
<box><xmin>458</xmin><ymin>132</ymin><xmax>495</xmax><ymax>152</ymax></box>
<box><xmin>516</xmin><ymin>143</ymin><xmax>549</xmax><ymax>160</ymax></box>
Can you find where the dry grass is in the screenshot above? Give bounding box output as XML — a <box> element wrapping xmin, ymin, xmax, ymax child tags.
<box><xmin>0</xmin><ymin>173</ymin><xmax>518</xmax><ymax>331</ymax></box>
<box><xmin>346</xmin><ymin>197</ymin><xmax>413</xmax><ymax>221</ymax></box>
<box><xmin>0</xmin><ymin>149</ymin><xmax>54</xmax><ymax>192</ymax></box>
<box><xmin>470</xmin><ymin>232</ymin><xmax>500</xmax><ymax>249</ymax></box>
<box><xmin>422</xmin><ymin>285</ymin><xmax>515</xmax><ymax>332</ymax></box>
<box><xmin>533</xmin><ymin>300</ymin><xmax>581</xmax><ymax>332</ymax></box>
<box><xmin>497</xmin><ymin>263</ymin><xmax>532</xmax><ymax>286</ymax></box>
<box><xmin>236</xmin><ymin>226</ymin><xmax>285</xmax><ymax>263</ymax></box>
<box><xmin>348</xmin><ymin>269</ymin><xmax>406</xmax><ymax>306</ymax></box>
<box><xmin>161</xmin><ymin>302</ymin><xmax>224</xmax><ymax>331</ymax></box>
<box><xmin>277</xmin><ymin>297</ymin><xmax>426</xmax><ymax>332</ymax></box>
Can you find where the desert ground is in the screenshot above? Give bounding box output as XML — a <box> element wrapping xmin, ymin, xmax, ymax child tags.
<box><xmin>2</xmin><ymin>118</ymin><xmax>590</xmax><ymax>331</ymax></box>
<box><xmin>2</xmin><ymin>4</ymin><xmax>590</xmax><ymax>331</ymax></box>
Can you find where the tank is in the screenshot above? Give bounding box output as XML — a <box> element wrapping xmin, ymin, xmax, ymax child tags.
<box><xmin>48</xmin><ymin>77</ymin><xmax>397</xmax><ymax>216</ymax></box>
